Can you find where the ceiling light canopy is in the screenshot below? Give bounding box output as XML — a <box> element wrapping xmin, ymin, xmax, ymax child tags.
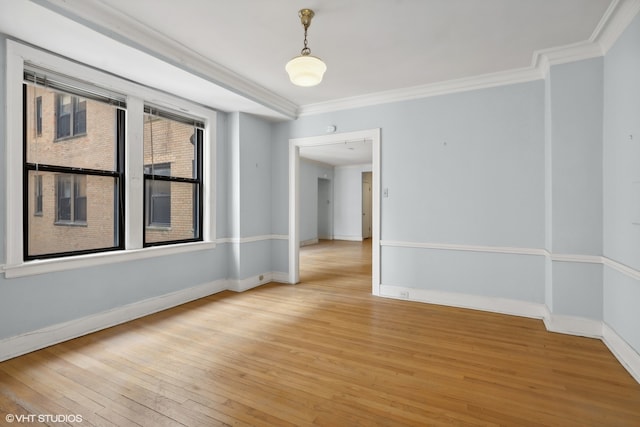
<box><xmin>285</xmin><ymin>9</ymin><xmax>326</xmax><ymax>87</ymax></box>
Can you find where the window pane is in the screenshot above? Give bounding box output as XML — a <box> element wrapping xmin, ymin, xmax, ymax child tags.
<box><xmin>144</xmin><ymin>113</ymin><xmax>196</xmax><ymax>179</ymax></box>
<box><xmin>146</xmin><ymin>179</ymin><xmax>171</xmax><ymax>226</ymax></box>
<box><xmin>74</xmin><ymin>177</ymin><xmax>87</xmax><ymax>222</ymax></box>
<box><xmin>35</xmin><ymin>96</ymin><xmax>42</xmax><ymax>136</ymax></box>
<box><xmin>34</xmin><ymin>175</ymin><xmax>43</xmax><ymax>215</ymax></box>
<box><xmin>56</xmin><ymin>175</ymin><xmax>72</xmax><ymax>221</ymax></box>
<box><xmin>56</xmin><ymin>94</ymin><xmax>72</xmax><ymax>139</ymax></box>
<box><xmin>145</xmin><ymin>181</ymin><xmax>197</xmax><ymax>244</ymax></box>
<box><xmin>74</xmin><ymin>98</ymin><xmax>87</xmax><ymax>135</ymax></box>
<box><xmin>25</xmin><ymin>84</ymin><xmax>118</xmax><ymax>171</ymax></box>
<box><xmin>27</xmin><ymin>171</ymin><xmax>120</xmax><ymax>257</ymax></box>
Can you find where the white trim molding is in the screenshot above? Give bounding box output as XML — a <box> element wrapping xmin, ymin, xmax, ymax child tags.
<box><xmin>227</xmin><ymin>272</ymin><xmax>286</xmax><ymax>292</ymax></box>
<box><xmin>2</xmin><ymin>241</ymin><xmax>217</xmax><ymax>279</ymax></box>
<box><xmin>593</xmin><ymin>0</ymin><xmax>640</xmax><ymax>53</ymax></box>
<box><xmin>298</xmin><ymin>67</ymin><xmax>543</xmax><ymax>117</ymax></box>
<box><xmin>603</xmin><ymin>323</ymin><xmax>640</xmax><ymax>384</ymax></box>
<box><xmin>379</xmin><ymin>285</ymin><xmax>547</xmax><ymax>320</ymax></box>
<box><xmin>379</xmin><ymin>284</ymin><xmax>640</xmax><ymax>384</ymax></box>
<box><xmin>289</xmin><ymin>129</ymin><xmax>381</xmax><ymax>293</ymax></box>
<box><xmin>379</xmin><ymin>239</ymin><xmax>640</xmax><ymax>383</ymax></box>
<box><xmin>380</xmin><ymin>240</ymin><xmax>546</xmax><ymax>257</ymax></box>
<box><xmin>542</xmin><ymin>309</ymin><xmax>604</xmax><ymax>339</ymax></box>
<box><xmin>30</xmin><ymin>0</ymin><xmax>297</xmax><ymax>119</ymax></box>
<box><xmin>0</xmin><ymin>278</ymin><xmax>228</xmax><ymax>362</ymax></box>
<box><xmin>298</xmin><ymin>0</ymin><xmax>640</xmax><ymax>117</ymax></box>
<box><xmin>603</xmin><ymin>257</ymin><xmax>640</xmax><ymax>281</ymax></box>
<box><xmin>333</xmin><ymin>235</ymin><xmax>364</xmax><ymax>242</ymax></box>
<box><xmin>20</xmin><ymin>0</ymin><xmax>640</xmax><ymax>119</ymax></box>
<box><xmin>300</xmin><ymin>238</ymin><xmax>319</xmax><ymax>247</ymax></box>
<box><xmin>216</xmin><ymin>234</ymin><xmax>288</xmax><ymax>245</ymax></box>
<box><xmin>0</xmin><ymin>268</ymin><xmax>290</xmax><ymax>362</ymax></box>
<box><xmin>380</xmin><ymin>239</ymin><xmax>640</xmax><ymax>283</ymax></box>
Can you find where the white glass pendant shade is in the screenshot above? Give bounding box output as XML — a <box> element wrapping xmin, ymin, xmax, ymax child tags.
<box><xmin>285</xmin><ymin>55</ymin><xmax>327</xmax><ymax>87</ymax></box>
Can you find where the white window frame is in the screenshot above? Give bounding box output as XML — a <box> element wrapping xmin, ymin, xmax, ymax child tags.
<box><xmin>3</xmin><ymin>40</ymin><xmax>217</xmax><ymax>278</ymax></box>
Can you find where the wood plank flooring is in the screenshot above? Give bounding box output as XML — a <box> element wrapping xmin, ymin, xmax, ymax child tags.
<box><xmin>1</xmin><ymin>239</ymin><xmax>640</xmax><ymax>426</ymax></box>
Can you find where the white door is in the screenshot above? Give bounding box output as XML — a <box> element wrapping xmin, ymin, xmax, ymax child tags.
<box><xmin>318</xmin><ymin>178</ymin><xmax>332</xmax><ymax>239</ymax></box>
<box><xmin>362</xmin><ymin>173</ymin><xmax>372</xmax><ymax>239</ymax></box>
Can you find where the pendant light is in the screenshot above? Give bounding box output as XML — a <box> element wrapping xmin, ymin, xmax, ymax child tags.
<box><xmin>285</xmin><ymin>9</ymin><xmax>327</xmax><ymax>87</ymax></box>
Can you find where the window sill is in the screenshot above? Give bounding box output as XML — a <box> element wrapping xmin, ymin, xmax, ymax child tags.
<box><xmin>2</xmin><ymin>240</ymin><xmax>216</xmax><ymax>279</ymax></box>
<box><xmin>146</xmin><ymin>225</ymin><xmax>171</xmax><ymax>231</ymax></box>
<box><xmin>54</xmin><ymin>221</ymin><xmax>87</xmax><ymax>227</ymax></box>
<box><xmin>54</xmin><ymin>132</ymin><xmax>87</xmax><ymax>143</ymax></box>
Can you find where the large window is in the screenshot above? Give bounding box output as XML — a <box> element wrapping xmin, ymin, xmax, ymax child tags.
<box><xmin>23</xmin><ymin>70</ymin><xmax>126</xmax><ymax>260</ymax></box>
<box><xmin>56</xmin><ymin>94</ymin><xmax>86</xmax><ymax>139</ymax></box>
<box><xmin>6</xmin><ymin>41</ymin><xmax>216</xmax><ymax>276</ymax></box>
<box><xmin>143</xmin><ymin>108</ymin><xmax>203</xmax><ymax>246</ymax></box>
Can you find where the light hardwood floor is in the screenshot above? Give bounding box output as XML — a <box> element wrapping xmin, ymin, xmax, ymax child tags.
<box><xmin>1</xmin><ymin>239</ymin><xmax>640</xmax><ymax>426</ymax></box>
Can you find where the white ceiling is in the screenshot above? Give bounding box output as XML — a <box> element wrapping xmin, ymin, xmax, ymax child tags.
<box><xmin>3</xmin><ymin>0</ymin><xmax>626</xmax><ymax>165</ymax></box>
<box><xmin>63</xmin><ymin>0</ymin><xmax>611</xmax><ymax>106</ymax></box>
<box><xmin>300</xmin><ymin>139</ymin><xmax>373</xmax><ymax>167</ymax></box>
<box><xmin>6</xmin><ymin>0</ymin><xmax>619</xmax><ymax>116</ymax></box>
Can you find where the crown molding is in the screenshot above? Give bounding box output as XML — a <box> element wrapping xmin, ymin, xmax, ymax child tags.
<box><xmin>592</xmin><ymin>0</ymin><xmax>640</xmax><ymax>53</ymax></box>
<box><xmin>298</xmin><ymin>0</ymin><xmax>640</xmax><ymax>117</ymax></box>
<box><xmin>30</xmin><ymin>0</ymin><xmax>640</xmax><ymax>119</ymax></box>
<box><xmin>30</xmin><ymin>0</ymin><xmax>298</xmax><ymax>119</ymax></box>
<box><xmin>298</xmin><ymin>66</ymin><xmax>543</xmax><ymax>117</ymax></box>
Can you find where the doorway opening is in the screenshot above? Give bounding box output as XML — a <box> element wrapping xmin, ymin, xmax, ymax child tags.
<box><xmin>288</xmin><ymin>129</ymin><xmax>381</xmax><ymax>295</ymax></box>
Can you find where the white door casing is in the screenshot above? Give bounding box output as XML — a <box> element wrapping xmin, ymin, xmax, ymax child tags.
<box><xmin>288</xmin><ymin>129</ymin><xmax>381</xmax><ymax>295</ymax></box>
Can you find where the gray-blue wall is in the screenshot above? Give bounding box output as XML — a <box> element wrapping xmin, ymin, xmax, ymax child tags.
<box><xmin>603</xmin><ymin>13</ymin><xmax>640</xmax><ymax>353</ymax></box>
<box><xmin>227</xmin><ymin>112</ymin><xmax>274</xmax><ymax>280</ymax></box>
<box><xmin>274</xmin><ymin>81</ymin><xmax>546</xmax><ymax>303</ymax></box>
<box><xmin>546</xmin><ymin>57</ymin><xmax>604</xmax><ymax>320</ymax></box>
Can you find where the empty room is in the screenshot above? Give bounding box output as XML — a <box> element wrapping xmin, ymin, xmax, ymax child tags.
<box><xmin>1</xmin><ymin>0</ymin><xmax>640</xmax><ymax>425</ymax></box>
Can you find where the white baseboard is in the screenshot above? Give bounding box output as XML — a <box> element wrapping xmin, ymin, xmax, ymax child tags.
<box><xmin>378</xmin><ymin>285</ymin><xmax>546</xmax><ymax>319</ymax></box>
<box><xmin>227</xmin><ymin>273</ymin><xmax>271</xmax><ymax>292</ymax></box>
<box><xmin>271</xmin><ymin>272</ymin><xmax>290</xmax><ymax>283</ymax></box>
<box><xmin>602</xmin><ymin>323</ymin><xmax>640</xmax><ymax>384</ymax></box>
<box><xmin>379</xmin><ymin>284</ymin><xmax>640</xmax><ymax>384</ymax></box>
<box><xmin>0</xmin><ymin>278</ymin><xmax>228</xmax><ymax>362</ymax></box>
<box><xmin>542</xmin><ymin>310</ymin><xmax>603</xmax><ymax>338</ymax></box>
<box><xmin>0</xmin><ymin>269</ymin><xmax>291</xmax><ymax>362</ymax></box>
<box><xmin>300</xmin><ymin>238</ymin><xmax>319</xmax><ymax>247</ymax></box>
<box><xmin>333</xmin><ymin>235</ymin><xmax>363</xmax><ymax>242</ymax></box>
<box><xmin>227</xmin><ymin>271</ymin><xmax>291</xmax><ymax>292</ymax></box>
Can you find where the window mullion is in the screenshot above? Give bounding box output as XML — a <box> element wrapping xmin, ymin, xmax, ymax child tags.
<box><xmin>125</xmin><ymin>97</ymin><xmax>145</xmax><ymax>250</ymax></box>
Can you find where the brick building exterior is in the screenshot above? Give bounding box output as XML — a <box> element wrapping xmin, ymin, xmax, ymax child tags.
<box><xmin>25</xmin><ymin>84</ymin><xmax>197</xmax><ymax>257</ymax></box>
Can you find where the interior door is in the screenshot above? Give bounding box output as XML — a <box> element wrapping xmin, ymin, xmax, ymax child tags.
<box><xmin>362</xmin><ymin>172</ymin><xmax>372</xmax><ymax>239</ymax></box>
<box><xmin>317</xmin><ymin>178</ymin><xmax>332</xmax><ymax>239</ymax></box>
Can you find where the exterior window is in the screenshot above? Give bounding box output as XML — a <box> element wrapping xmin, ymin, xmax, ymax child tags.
<box><xmin>143</xmin><ymin>109</ymin><xmax>203</xmax><ymax>246</ymax></box>
<box><xmin>34</xmin><ymin>175</ymin><xmax>43</xmax><ymax>216</ymax></box>
<box><xmin>144</xmin><ymin>163</ymin><xmax>171</xmax><ymax>226</ymax></box>
<box><xmin>55</xmin><ymin>174</ymin><xmax>86</xmax><ymax>224</ymax></box>
<box><xmin>24</xmin><ymin>80</ymin><xmax>125</xmax><ymax>260</ymax></box>
<box><xmin>35</xmin><ymin>96</ymin><xmax>42</xmax><ymax>136</ymax></box>
<box><xmin>56</xmin><ymin>94</ymin><xmax>86</xmax><ymax>139</ymax></box>
<box><xmin>8</xmin><ymin>52</ymin><xmax>216</xmax><ymax>274</ymax></box>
